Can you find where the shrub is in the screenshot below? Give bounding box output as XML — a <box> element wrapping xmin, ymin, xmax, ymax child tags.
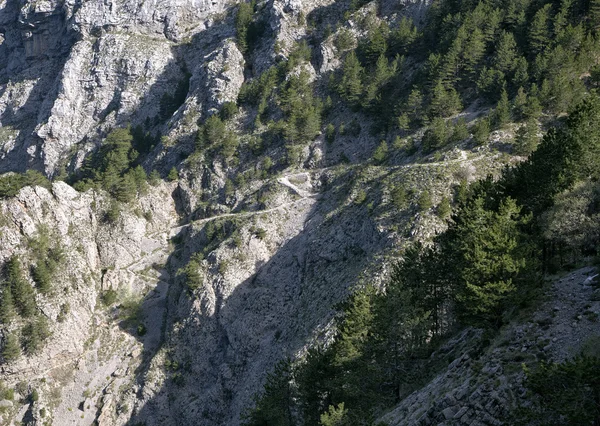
<box><xmin>334</xmin><ymin>28</ymin><xmax>355</xmax><ymax>51</ymax></box>
<box><xmin>437</xmin><ymin>196</ymin><xmax>452</xmax><ymax>219</ymax></box>
<box><xmin>220</xmin><ymin>102</ymin><xmax>239</xmax><ymax>120</ymax></box>
<box><xmin>418</xmin><ymin>190</ymin><xmax>432</xmax><ymax>211</ymax></box>
<box><xmin>355</xmin><ymin>190</ymin><xmax>367</xmax><ymax>205</ymax></box>
<box><xmin>372</xmin><ymin>141</ymin><xmax>389</xmax><ymax>164</ymax></box>
<box><xmin>104</xmin><ymin>201</ymin><xmax>121</xmax><ymax>224</ymax></box>
<box><xmin>101</xmin><ymin>289</ymin><xmax>118</xmax><ymax>306</ymax></box>
<box><xmin>181</xmin><ymin>259</ymin><xmax>203</xmax><ymax>291</ymax></box>
<box><xmin>167</xmin><ymin>167</ymin><xmax>179</xmax><ymax>182</ymax></box>
<box><xmin>391</xmin><ymin>184</ymin><xmax>407</xmax><ymax>209</ymax></box>
<box><xmin>0</xmin><ymin>170</ymin><xmax>51</xmax><ymax>198</ymax></box>
<box><xmin>325</xmin><ymin>123</ymin><xmax>336</xmax><ymax>144</ymax></box>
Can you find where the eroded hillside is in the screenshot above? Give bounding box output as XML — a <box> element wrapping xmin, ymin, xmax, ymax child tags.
<box><xmin>0</xmin><ymin>0</ymin><xmax>599</xmax><ymax>425</ymax></box>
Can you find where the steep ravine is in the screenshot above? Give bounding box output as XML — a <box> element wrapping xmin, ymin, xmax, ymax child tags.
<box><xmin>3</xmin><ymin>0</ymin><xmax>593</xmax><ymax>424</ymax></box>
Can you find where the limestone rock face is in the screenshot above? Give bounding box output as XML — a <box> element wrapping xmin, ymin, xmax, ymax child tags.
<box><xmin>0</xmin><ymin>182</ymin><xmax>177</xmax><ymax>424</ymax></box>
<box><xmin>0</xmin><ymin>0</ymin><xmax>238</xmax><ymax>175</ymax></box>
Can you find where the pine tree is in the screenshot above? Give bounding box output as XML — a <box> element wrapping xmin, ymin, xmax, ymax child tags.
<box><xmin>372</xmin><ymin>141</ymin><xmax>389</xmax><ymax>164</ymax></box>
<box><xmin>167</xmin><ymin>167</ymin><xmax>179</xmax><ymax>181</ymax></box>
<box><xmin>529</xmin><ymin>4</ymin><xmax>553</xmax><ymax>55</ymax></box>
<box><xmin>21</xmin><ymin>316</ymin><xmax>51</xmax><ymax>356</ymax></box>
<box><xmin>407</xmin><ymin>88</ymin><xmax>423</xmax><ymax>121</ymax></box>
<box><xmin>7</xmin><ymin>257</ymin><xmax>36</xmax><ymax>318</ymax></box>
<box><xmin>418</xmin><ymin>190</ymin><xmax>433</xmax><ymax>211</ymax></box>
<box><xmin>494</xmin><ymin>31</ymin><xmax>518</xmax><ymax>74</ymax></box>
<box><xmin>450</xmin><ymin>117</ymin><xmax>469</xmax><ymax>143</ymax></box>
<box><xmin>359</xmin><ymin>22</ymin><xmax>389</xmax><ymax>65</ymax></box>
<box><xmin>235</xmin><ymin>2</ymin><xmax>255</xmax><ymax>54</ymax></box>
<box><xmin>463</xmin><ymin>28</ymin><xmax>486</xmax><ymax>79</ymax></box>
<box><xmin>422</xmin><ymin>117</ymin><xmax>450</xmax><ymax>152</ymax></box>
<box><xmin>493</xmin><ymin>88</ymin><xmax>511</xmax><ymax>128</ymax></box>
<box><xmin>114</xmin><ymin>172</ymin><xmax>138</xmax><ymax>203</ymax></box>
<box><xmin>2</xmin><ymin>332</ymin><xmax>20</xmax><ymax>362</ymax></box>
<box><xmin>363</xmin><ymin>54</ymin><xmax>394</xmax><ymax>107</ymax></box>
<box><xmin>130</xmin><ymin>165</ymin><xmax>148</xmax><ymax>195</ymax></box>
<box><xmin>429</xmin><ymin>80</ymin><xmax>462</xmax><ymax>118</ymax></box>
<box><xmin>472</xmin><ymin>116</ymin><xmax>490</xmax><ymax>145</ymax></box>
<box><xmin>338</xmin><ymin>52</ymin><xmax>364</xmax><ymax>107</ymax></box>
<box><xmin>453</xmin><ymin>197</ymin><xmax>531</xmax><ymax>325</ymax></box>
<box><xmin>391</xmin><ymin>184</ymin><xmax>407</xmax><ymax>209</ymax></box>
<box><xmin>513</xmin><ymin>87</ymin><xmax>528</xmax><ymax>120</ymax></box>
<box><xmin>320</xmin><ymin>403</ymin><xmax>348</xmax><ymax>426</ymax></box>
<box><xmin>483</xmin><ymin>8</ymin><xmax>502</xmax><ymax>42</ymax></box>
<box><xmin>370</xmin><ymin>244</ymin><xmax>440</xmax><ymax>400</ymax></box>
<box><xmin>440</xmin><ymin>28</ymin><xmax>466</xmax><ymax>86</ymax></box>
<box><xmin>0</xmin><ymin>286</ymin><xmax>15</xmax><ymax>324</ymax></box>
<box><xmin>437</xmin><ymin>196</ymin><xmax>452</xmax><ymax>219</ymax></box>
<box><xmin>242</xmin><ymin>360</ymin><xmax>295</xmax><ymax>426</ymax></box>
<box><xmin>514</xmin><ymin>119</ymin><xmax>540</xmax><ymax>155</ymax></box>
<box><xmin>513</xmin><ymin>57</ymin><xmax>529</xmax><ymax>89</ymax></box>
<box><xmin>524</xmin><ymin>85</ymin><xmax>543</xmax><ymax>119</ymax></box>
<box><xmin>523</xmin><ymin>355</ymin><xmax>600</xmax><ymax>425</ymax></box>
<box><xmin>389</xmin><ymin>17</ymin><xmax>418</xmax><ymax>55</ymax></box>
<box><xmin>589</xmin><ymin>0</ymin><xmax>600</xmax><ymax>32</ymax></box>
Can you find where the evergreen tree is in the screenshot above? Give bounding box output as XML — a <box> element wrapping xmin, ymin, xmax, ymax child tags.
<box><xmin>589</xmin><ymin>0</ymin><xmax>600</xmax><ymax>32</ymax></box>
<box><xmin>167</xmin><ymin>167</ymin><xmax>179</xmax><ymax>181</ymax></box>
<box><xmin>529</xmin><ymin>4</ymin><xmax>553</xmax><ymax>55</ymax></box>
<box><xmin>7</xmin><ymin>257</ymin><xmax>36</xmax><ymax>318</ymax></box>
<box><xmin>493</xmin><ymin>31</ymin><xmax>518</xmax><ymax>75</ymax></box>
<box><xmin>513</xmin><ymin>87</ymin><xmax>528</xmax><ymax>120</ymax></box>
<box><xmin>429</xmin><ymin>80</ymin><xmax>462</xmax><ymax>118</ymax></box>
<box><xmin>472</xmin><ymin>116</ymin><xmax>490</xmax><ymax>145</ymax></box>
<box><xmin>2</xmin><ymin>332</ymin><xmax>20</xmax><ymax>362</ymax></box>
<box><xmin>437</xmin><ymin>196</ymin><xmax>452</xmax><ymax>219</ymax></box>
<box><xmin>422</xmin><ymin>117</ymin><xmax>450</xmax><ymax>152</ymax></box>
<box><xmin>418</xmin><ymin>190</ymin><xmax>433</xmax><ymax>211</ymax></box>
<box><xmin>372</xmin><ymin>141</ymin><xmax>389</xmax><ymax>164</ymax></box>
<box><xmin>0</xmin><ymin>286</ymin><xmax>15</xmax><ymax>324</ymax></box>
<box><xmin>114</xmin><ymin>172</ymin><xmax>138</xmax><ymax>203</ymax></box>
<box><xmin>452</xmin><ymin>197</ymin><xmax>531</xmax><ymax>325</ymax></box>
<box><xmin>493</xmin><ymin>88</ymin><xmax>511</xmax><ymax>128</ymax></box>
<box><xmin>296</xmin><ymin>347</ymin><xmax>336</xmax><ymax>426</ymax></box>
<box><xmin>524</xmin><ymin>86</ymin><xmax>543</xmax><ymax>119</ymax></box>
<box><xmin>391</xmin><ymin>184</ymin><xmax>408</xmax><ymax>209</ymax></box>
<box><xmin>359</xmin><ymin>22</ymin><xmax>389</xmax><ymax>65</ymax></box>
<box><xmin>389</xmin><ymin>17</ymin><xmax>418</xmax><ymax>55</ymax></box>
<box><xmin>463</xmin><ymin>28</ymin><xmax>486</xmax><ymax>79</ymax></box>
<box><xmin>242</xmin><ymin>360</ymin><xmax>295</xmax><ymax>426</ymax></box>
<box><xmin>523</xmin><ymin>356</ymin><xmax>600</xmax><ymax>425</ymax></box>
<box><xmin>450</xmin><ymin>117</ymin><xmax>469</xmax><ymax>143</ymax></box>
<box><xmin>406</xmin><ymin>88</ymin><xmax>423</xmax><ymax>122</ymax></box>
<box><xmin>235</xmin><ymin>1</ymin><xmax>255</xmax><ymax>54</ymax></box>
<box><xmin>320</xmin><ymin>403</ymin><xmax>348</xmax><ymax>426</ymax></box>
<box><xmin>513</xmin><ymin>57</ymin><xmax>529</xmax><ymax>89</ymax></box>
<box><xmin>514</xmin><ymin>119</ymin><xmax>539</xmax><ymax>155</ymax></box>
<box><xmin>338</xmin><ymin>52</ymin><xmax>364</xmax><ymax>107</ymax></box>
<box><xmin>21</xmin><ymin>316</ymin><xmax>51</xmax><ymax>356</ymax></box>
<box><xmin>476</xmin><ymin>67</ymin><xmax>506</xmax><ymax>101</ymax></box>
<box><xmin>32</xmin><ymin>262</ymin><xmax>52</xmax><ymax>294</ymax></box>
<box><xmin>370</xmin><ymin>245</ymin><xmax>441</xmax><ymax>401</ymax></box>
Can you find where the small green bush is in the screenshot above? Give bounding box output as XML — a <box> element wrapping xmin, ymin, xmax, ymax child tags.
<box><xmin>101</xmin><ymin>289</ymin><xmax>118</xmax><ymax>306</ymax></box>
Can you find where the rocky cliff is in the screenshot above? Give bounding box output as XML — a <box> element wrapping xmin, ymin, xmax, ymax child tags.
<box><xmin>1</xmin><ymin>0</ymin><xmax>592</xmax><ymax>425</ymax></box>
